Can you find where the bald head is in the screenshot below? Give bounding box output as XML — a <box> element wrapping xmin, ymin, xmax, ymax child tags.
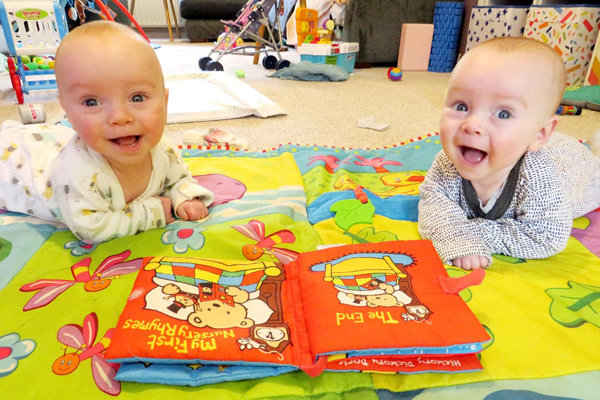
<box><xmin>55</xmin><ymin>21</ymin><xmax>165</xmax><ymax>92</ymax></box>
<box><xmin>458</xmin><ymin>37</ymin><xmax>566</xmax><ymax>114</ymax></box>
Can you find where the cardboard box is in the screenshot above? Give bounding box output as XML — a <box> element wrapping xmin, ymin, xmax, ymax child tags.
<box><xmin>466</xmin><ymin>6</ymin><xmax>529</xmax><ymax>52</ymax></box>
<box><xmin>397</xmin><ymin>24</ymin><xmax>434</xmax><ymax>71</ymax></box>
<box><xmin>525</xmin><ymin>5</ymin><xmax>600</xmax><ymax>86</ymax></box>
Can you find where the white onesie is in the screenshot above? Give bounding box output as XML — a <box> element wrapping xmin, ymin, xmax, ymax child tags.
<box><xmin>0</xmin><ymin>123</ymin><xmax>214</xmax><ymax>243</ymax></box>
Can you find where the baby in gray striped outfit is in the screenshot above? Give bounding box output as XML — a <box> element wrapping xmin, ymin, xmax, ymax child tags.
<box><xmin>418</xmin><ymin>37</ymin><xmax>600</xmax><ymax>270</ymax></box>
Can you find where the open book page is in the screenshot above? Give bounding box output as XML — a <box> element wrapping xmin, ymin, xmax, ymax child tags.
<box><xmin>290</xmin><ymin>241</ymin><xmax>491</xmax><ymax>373</ymax></box>
<box><xmin>106</xmin><ymin>256</ymin><xmax>298</xmax><ymax>367</ymax></box>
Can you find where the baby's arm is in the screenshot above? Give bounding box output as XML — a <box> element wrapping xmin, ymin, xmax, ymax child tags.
<box><xmin>56</xmin><ymin>186</ymin><xmax>169</xmax><ymax>243</ymax></box>
<box><xmin>158</xmin><ymin>140</ymin><xmax>214</xmax><ymax>220</ymax></box>
<box><xmin>472</xmin><ymin>181</ymin><xmax>572</xmax><ymax>260</ymax></box>
<box><xmin>176</xmin><ymin>198</ymin><xmax>208</xmax><ymax>221</ymax></box>
<box><xmin>452</xmin><ymin>255</ymin><xmax>490</xmax><ymax>270</ymax></box>
<box><xmin>419</xmin><ymin>153</ymin><xmax>573</xmax><ymax>268</ymax></box>
<box><xmin>157</xmin><ymin>196</ymin><xmax>175</xmax><ymax>224</ymax></box>
<box><xmin>418</xmin><ymin>155</ymin><xmax>493</xmax><ymax>267</ymax></box>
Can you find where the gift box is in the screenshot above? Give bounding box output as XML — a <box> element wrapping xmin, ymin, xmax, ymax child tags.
<box><xmin>525</xmin><ymin>5</ymin><xmax>600</xmax><ymax>86</ymax></box>
<box><xmin>466</xmin><ymin>6</ymin><xmax>529</xmax><ymax>52</ymax></box>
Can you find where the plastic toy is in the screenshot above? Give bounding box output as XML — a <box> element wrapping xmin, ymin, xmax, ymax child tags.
<box><xmin>316</xmin><ymin>29</ymin><xmax>332</xmax><ymax>43</ymax></box>
<box><xmin>215</xmin><ymin>30</ymin><xmax>244</xmax><ymax>51</ymax></box>
<box><xmin>0</xmin><ymin>0</ymin><xmax>68</xmax><ymax>104</ymax></box>
<box><xmin>388</xmin><ymin>67</ymin><xmax>403</xmax><ymax>81</ymax></box>
<box><xmin>325</xmin><ymin>18</ymin><xmax>335</xmax><ymax>31</ymax></box>
<box><xmin>295</xmin><ymin>0</ymin><xmax>318</xmax><ymax>46</ymax></box>
<box><xmin>0</xmin><ymin>0</ymin><xmax>149</xmax><ymax>104</ymax></box>
<box><xmin>235</xmin><ymin>69</ymin><xmax>246</xmax><ymax>78</ymax></box>
<box><xmin>332</xmin><ymin>19</ymin><xmax>343</xmax><ymax>42</ymax></box>
<box><xmin>556</xmin><ymin>105</ymin><xmax>582</xmax><ymax>115</ymax></box>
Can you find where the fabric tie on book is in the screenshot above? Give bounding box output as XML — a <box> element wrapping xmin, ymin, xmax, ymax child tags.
<box><xmin>438</xmin><ymin>268</ymin><xmax>486</xmax><ymax>295</ymax></box>
<box><xmin>300</xmin><ymin>355</ymin><xmax>329</xmax><ymax>377</ymax></box>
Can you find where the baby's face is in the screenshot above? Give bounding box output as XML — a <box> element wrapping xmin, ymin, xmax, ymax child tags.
<box><xmin>439</xmin><ymin>49</ymin><xmax>556</xmax><ymax>189</ymax></box>
<box><xmin>56</xmin><ymin>34</ymin><xmax>168</xmax><ymax>171</ymax></box>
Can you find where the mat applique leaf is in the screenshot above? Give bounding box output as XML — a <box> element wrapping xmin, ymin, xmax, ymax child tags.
<box><xmin>546</xmin><ymin>281</ymin><xmax>600</xmax><ymax>328</ymax></box>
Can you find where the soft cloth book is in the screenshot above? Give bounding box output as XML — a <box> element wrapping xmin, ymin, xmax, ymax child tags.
<box><xmin>106</xmin><ymin>241</ymin><xmax>490</xmax><ymax>386</ymax></box>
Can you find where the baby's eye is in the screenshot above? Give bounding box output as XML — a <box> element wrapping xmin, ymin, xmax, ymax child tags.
<box><xmin>453</xmin><ymin>103</ymin><xmax>468</xmax><ymax>112</ymax></box>
<box><xmin>131</xmin><ymin>94</ymin><xmax>145</xmax><ymax>103</ymax></box>
<box><xmin>84</xmin><ymin>98</ymin><xmax>99</xmax><ymax>107</ymax></box>
<box><xmin>495</xmin><ymin>109</ymin><xmax>511</xmax><ymax>119</ymax></box>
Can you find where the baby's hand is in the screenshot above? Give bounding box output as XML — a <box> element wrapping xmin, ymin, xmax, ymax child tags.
<box><xmin>452</xmin><ymin>255</ymin><xmax>489</xmax><ymax>270</ymax></box>
<box><xmin>156</xmin><ymin>196</ymin><xmax>175</xmax><ymax>225</ymax></box>
<box><xmin>177</xmin><ymin>199</ymin><xmax>209</xmax><ymax>221</ymax></box>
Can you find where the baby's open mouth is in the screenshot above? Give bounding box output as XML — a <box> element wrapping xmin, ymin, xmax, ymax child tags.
<box><xmin>111</xmin><ymin>136</ymin><xmax>140</xmax><ymax>147</ymax></box>
<box><xmin>460</xmin><ymin>146</ymin><xmax>487</xmax><ymax>163</ymax></box>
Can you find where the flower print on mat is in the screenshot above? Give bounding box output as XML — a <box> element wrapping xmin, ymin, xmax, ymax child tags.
<box><xmin>161</xmin><ymin>221</ymin><xmax>206</xmax><ymax>253</ymax></box>
<box><xmin>0</xmin><ymin>333</ymin><xmax>36</xmax><ymax>378</ymax></box>
<box><xmin>64</xmin><ymin>240</ymin><xmax>98</xmax><ymax>257</ymax></box>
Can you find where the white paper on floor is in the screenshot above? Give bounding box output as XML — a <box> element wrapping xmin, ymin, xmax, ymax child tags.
<box><xmin>165</xmin><ymin>72</ymin><xmax>287</xmax><ymax>124</ymax></box>
<box><xmin>357</xmin><ymin>115</ymin><xmax>390</xmax><ymax>131</ymax></box>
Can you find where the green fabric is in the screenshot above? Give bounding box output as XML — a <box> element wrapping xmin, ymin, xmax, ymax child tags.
<box><xmin>562</xmin><ymin>85</ymin><xmax>600</xmax><ymax>111</ymax></box>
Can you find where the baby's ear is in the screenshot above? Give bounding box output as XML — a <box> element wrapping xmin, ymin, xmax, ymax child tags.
<box><xmin>164</xmin><ymin>88</ymin><xmax>169</xmax><ymax>107</ymax></box>
<box><xmin>529</xmin><ymin>115</ymin><xmax>558</xmax><ymax>152</ymax></box>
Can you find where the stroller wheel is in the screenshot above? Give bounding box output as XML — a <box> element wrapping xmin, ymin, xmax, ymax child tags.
<box><xmin>199</xmin><ymin>56</ymin><xmax>213</xmax><ymax>71</ymax></box>
<box><xmin>262</xmin><ymin>55</ymin><xmax>278</xmax><ymax>70</ymax></box>
<box><xmin>206</xmin><ymin>60</ymin><xmax>224</xmax><ymax>71</ymax></box>
<box><xmin>275</xmin><ymin>59</ymin><xmax>291</xmax><ymax>71</ymax></box>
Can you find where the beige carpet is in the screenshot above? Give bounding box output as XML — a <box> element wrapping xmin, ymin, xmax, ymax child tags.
<box><xmin>1</xmin><ymin>38</ymin><xmax>599</xmax><ymax>151</ymax></box>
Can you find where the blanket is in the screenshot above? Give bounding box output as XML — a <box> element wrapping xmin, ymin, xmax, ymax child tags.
<box><xmin>1</xmin><ymin>134</ymin><xmax>600</xmax><ymax>399</ymax></box>
<box><xmin>268</xmin><ymin>61</ymin><xmax>349</xmax><ymax>82</ymax></box>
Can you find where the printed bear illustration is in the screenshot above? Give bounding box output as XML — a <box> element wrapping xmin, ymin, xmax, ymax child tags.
<box><xmin>143</xmin><ymin>256</ymin><xmax>284</xmax><ymax>329</ymax></box>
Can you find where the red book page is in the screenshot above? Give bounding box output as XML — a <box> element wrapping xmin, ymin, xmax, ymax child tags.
<box><xmin>106</xmin><ymin>256</ymin><xmax>298</xmax><ymax>366</ymax></box>
<box><xmin>291</xmin><ymin>241</ymin><xmax>490</xmax><ymax>362</ymax></box>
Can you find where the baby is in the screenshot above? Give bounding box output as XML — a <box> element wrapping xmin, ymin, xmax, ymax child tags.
<box><xmin>0</xmin><ymin>21</ymin><xmax>214</xmax><ymax>243</ymax></box>
<box><xmin>418</xmin><ymin>37</ymin><xmax>600</xmax><ymax>270</ymax></box>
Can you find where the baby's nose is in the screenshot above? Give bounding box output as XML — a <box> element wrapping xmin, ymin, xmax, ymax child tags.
<box><xmin>461</xmin><ymin>114</ymin><xmax>482</xmax><ymax>135</ymax></box>
<box><xmin>108</xmin><ymin>105</ymin><xmax>133</xmax><ymax>125</ymax></box>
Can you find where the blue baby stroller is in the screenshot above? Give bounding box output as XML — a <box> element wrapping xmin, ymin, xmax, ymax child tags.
<box><xmin>198</xmin><ymin>0</ymin><xmax>290</xmax><ymax>71</ymax></box>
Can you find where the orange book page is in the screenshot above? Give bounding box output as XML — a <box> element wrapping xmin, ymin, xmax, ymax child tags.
<box><xmin>106</xmin><ymin>256</ymin><xmax>298</xmax><ymax>366</ymax></box>
<box><xmin>291</xmin><ymin>241</ymin><xmax>491</xmax><ymax>362</ymax></box>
